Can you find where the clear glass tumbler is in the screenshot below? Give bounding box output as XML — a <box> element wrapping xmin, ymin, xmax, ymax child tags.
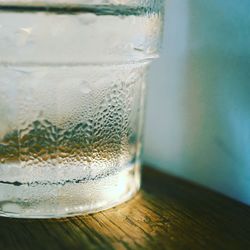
<box><xmin>0</xmin><ymin>0</ymin><xmax>164</xmax><ymax>218</ymax></box>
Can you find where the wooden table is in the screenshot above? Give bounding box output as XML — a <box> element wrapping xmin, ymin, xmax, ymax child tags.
<box><xmin>1</xmin><ymin>166</ymin><xmax>250</xmax><ymax>250</ymax></box>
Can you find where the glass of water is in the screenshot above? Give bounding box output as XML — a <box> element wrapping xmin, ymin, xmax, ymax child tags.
<box><xmin>0</xmin><ymin>0</ymin><xmax>164</xmax><ymax>218</ymax></box>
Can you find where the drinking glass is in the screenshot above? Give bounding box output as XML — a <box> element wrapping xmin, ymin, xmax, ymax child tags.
<box><xmin>0</xmin><ymin>0</ymin><xmax>164</xmax><ymax>218</ymax></box>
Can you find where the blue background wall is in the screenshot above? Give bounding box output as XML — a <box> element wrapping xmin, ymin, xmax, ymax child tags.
<box><xmin>144</xmin><ymin>0</ymin><xmax>250</xmax><ymax>205</ymax></box>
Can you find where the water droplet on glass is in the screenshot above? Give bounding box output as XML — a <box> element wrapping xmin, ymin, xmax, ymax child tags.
<box><xmin>80</xmin><ymin>81</ymin><xmax>91</xmax><ymax>94</ymax></box>
<box><xmin>20</xmin><ymin>27</ymin><xmax>32</xmax><ymax>34</ymax></box>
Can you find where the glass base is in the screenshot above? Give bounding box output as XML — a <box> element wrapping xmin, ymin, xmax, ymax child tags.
<box><xmin>0</xmin><ymin>164</ymin><xmax>140</xmax><ymax>218</ymax></box>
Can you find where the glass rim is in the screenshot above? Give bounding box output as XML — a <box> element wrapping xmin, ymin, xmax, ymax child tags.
<box><xmin>0</xmin><ymin>0</ymin><xmax>164</xmax><ymax>15</ymax></box>
<box><xmin>0</xmin><ymin>0</ymin><xmax>163</xmax><ymax>5</ymax></box>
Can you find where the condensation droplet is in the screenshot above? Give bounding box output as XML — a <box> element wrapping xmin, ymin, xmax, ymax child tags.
<box><xmin>80</xmin><ymin>81</ymin><xmax>92</xmax><ymax>94</ymax></box>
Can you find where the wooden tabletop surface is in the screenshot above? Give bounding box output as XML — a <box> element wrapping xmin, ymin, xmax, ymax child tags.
<box><xmin>1</xmin><ymin>166</ymin><xmax>250</xmax><ymax>250</ymax></box>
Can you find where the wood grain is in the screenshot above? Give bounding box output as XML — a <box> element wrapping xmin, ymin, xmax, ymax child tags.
<box><xmin>0</xmin><ymin>166</ymin><xmax>250</xmax><ymax>250</ymax></box>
